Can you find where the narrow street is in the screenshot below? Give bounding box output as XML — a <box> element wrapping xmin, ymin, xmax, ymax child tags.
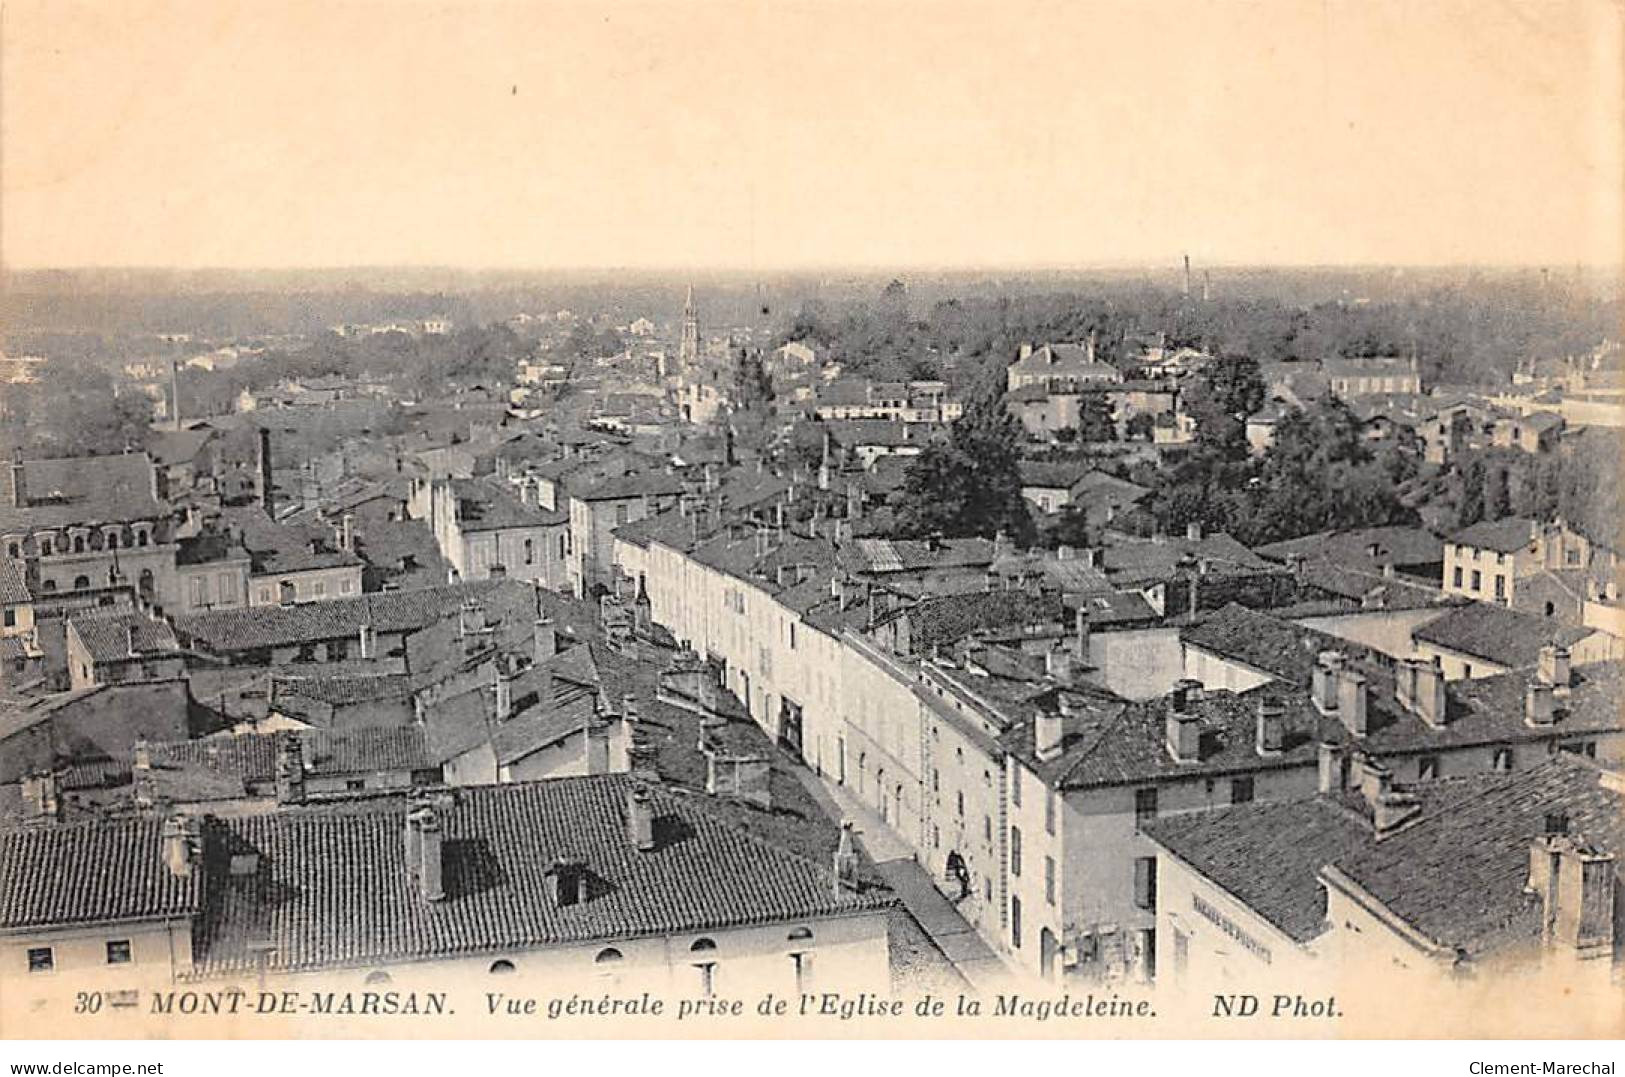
<box><xmin>790</xmin><ymin>767</ymin><xmax>1012</xmax><ymax>993</ymax></box>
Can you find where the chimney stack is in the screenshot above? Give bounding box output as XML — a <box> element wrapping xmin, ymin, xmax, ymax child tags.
<box><xmin>1414</xmin><ymin>657</ymin><xmax>1446</xmax><ymax>729</ymax></box>
<box><xmin>1255</xmin><ymin>696</ymin><xmax>1287</xmax><ymax>756</ymax></box>
<box><xmin>1529</xmin><ymin>836</ymin><xmax>1616</xmax><ymax>957</ymax></box>
<box><xmin>1317</xmin><ymin>742</ymin><xmax>1347</xmax><ymax>796</ymax></box>
<box><xmin>1186</xmin><ymin>521</ymin><xmax>1202</xmax><ymax>542</ymax></box>
<box><xmin>358</xmin><ymin>622</ymin><xmax>375</xmax><ymax>660</ymax></box>
<box><xmin>1538</xmin><ymin>644</ymin><xmax>1571</xmax><ymax>689</ymax></box>
<box><xmin>275</xmin><ymin>733</ymin><xmax>306</xmax><ymax>804</ymax></box>
<box><xmin>171</xmin><ymin>357</ymin><xmax>182</xmax><ymax>432</ymax></box>
<box><xmin>162</xmin><ymin>814</ymin><xmax>202</xmax><ymax>879</ymax></box>
<box><xmin>1526</xmin><ymin>680</ymin><xmax>1557</xmax><ymax>726</ymax></box>
<box><xmin>1165</xmin><ymin>682</ymin><xmax>1203</xmax><ymax>764</ymax></box>
<box><xmin>255</xmin><ymin>428</ymin><xmax>274</xmax><ymax>517</ymax></box>
<box><xmin>1044</xmin><ymin>644</ymin><xmax>1074</xmax><ymax>685</ymax></box>
<box><xmin>626</xmin><ymin>785</ymin><xmax>656</xmax><ymax>852</ymax></box>
<box><xmin>493</xmin><ymin>662</ymin><xmax>512</xmax><ymax>721</ymax></box>
<box><xmin>22</xmin><ymin>770</ymin><xmax>61</xmax><ymax>822</ymax></box>
<box><xmin>8</xmin><ymin>450</ymin><xmax>27</xmax><ymax>509</ymax></box>
<box><xmin>1074</xmin><ymin>606</ymin><xmax>1091</xmax><ymax>660</ymax></box>
<box><xmin>833</xmin><ymin>820</ymin><xmax>860</xmax><ymax>895</ymax></box>
<box><xmin>1035</xmin><ymin>706</ymin><xmax>1064</xmax><ymax>763</ymax></box>
<box><xmin>1312</xmin><ymin>651</ymin><xmax>1344</xmax><ymax>715</ymax></box>
<box><xmin>1337</xmin><ymin>668</ymin><xmax>1369</xmax><ymax>738</ymax></box>
<box><xmin>403</xmin><ymin>799</ymin><xmax>447</xmax><ymax>901</ymax></box>
<box><xmin>125</xmin><ymin>624</ymin><xmax>140</xmax><ymax>657</ymax></box>
<box><xmin>341</xmin><ymin>513</ymin><xmax>354</xmax><ymax>552</ymax></box>
<box><xmin>585</xmin><ymin>709</ymin><xmax>613</xmax><ymax>775</ymax></box>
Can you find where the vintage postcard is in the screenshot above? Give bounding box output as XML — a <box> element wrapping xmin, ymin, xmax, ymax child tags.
<box><xmin>0</xmin><ymin>0</ymin><xmax>1621</xmax><ymax>1050</ymax></box>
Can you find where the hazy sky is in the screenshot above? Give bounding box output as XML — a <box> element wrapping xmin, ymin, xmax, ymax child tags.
<box><xmin>3</xmin><ymin>0</ymin><xmax>1620</xmax><ymax>270</ymax></box>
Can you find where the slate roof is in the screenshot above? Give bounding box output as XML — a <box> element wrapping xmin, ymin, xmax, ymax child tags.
<box><xmin>173</xmin><ymin>580</ymin><xmax>514</xmax><ymax>652</ymax></box>
<box><xmin>68</xmin><ymin>612</ymin><xmax>182</xmax><ymax>664</ymax></box>
<box><xmin>0</xmin><ymin>816</ymin><xmax>205</xmax><ymax>929</ymax></box>
<box><xmin>0</xmin><ymin>453</ymin><xmax>166</xmax><ymax>531</ymax></box>
<box><xmin>186</xmin><ymin>775</ymin><xmax>891</xmax><ymax>976</ymax></box>
<box><xmin>1324</xmin><ymin>756</ymin><xmax>1622</xmax><ymax>959</ymax></box>
<box><xmin>1413</xmin><ymin>603</ymin><xmax>1595</xmax><ymax>668</ymax></box>
<box><xmin>1448</xmin><ymin>518</ymin><xmax>1538</xmax><ymax>554</ymax></box>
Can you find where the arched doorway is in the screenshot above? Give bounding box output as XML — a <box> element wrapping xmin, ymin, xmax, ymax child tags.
<box><xmin>1040</xmin><ymin>927</ymin><xmax>1061</xmax><ymax>980</ymax></box>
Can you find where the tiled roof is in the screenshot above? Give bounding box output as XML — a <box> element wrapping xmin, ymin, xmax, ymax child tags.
<box><xmin>1070</xmin><ymin>470</ymin><xmax>1151</xmax><ymax>504</ymax></box>
<box><xmin>452</xmin><ymin>477</ymin><xmax>568</xmax><ymax>531</ymax></box>
<box><xmin>173</xmin><ymin>580</ymin><xmax>517</xmax><ymax>652</ymax></box>
<box><xmin>1180</xmin><ymin>604</ymin><xmax>1358</xmax><ymax>686</ymax></box>
<box><xmin>1324</xmin><ymin>756</ymin><xmax>1622</xmax><ymax>959</ymax></box>
<box><xmin>0</xmin><ymin>453</ymin><xmax>166</xmax><ymax>531</ymax></box>
<box><xmin>188</xmin><ymin>775</ymin><xmax>891</xmax><ymax>976</ymax></box>
<box><xmin>1413</xmin><ymin>603</ymin><xmax>1594</xmax><ymax>668</ymax></box>
<box><xmin>820</xmin><ymin>420</ymin><xmax>941</xmax><ymax>448</ymax></box>
<box><xmin>1008</xmin><ymin>344</ymin><xmax>1122</xmax><ymax>381</ymax></box>
<box><xmin>150</xmin><ymin>728</ymin><xmax>433</xmax><ymax>781</ymax></box>
<box><xmin>0</xmin><ymin>558</ymin><xmax>30</xmax><ymax>605</ymax></box>
<box><xmin>1255</xmin><ymin>526</ymin><xmax>1444</xmax><ymax>570</ymax></box>
<box><xmin>888</xmin><ymin>591</ymin><xmax>1065</xmax><ymax>650</ymax></box>
<box><xmin>0</xmin><ymin>816</ymin><xmax>204</xmax><ymax>929</ymax></box>
<box><xmin>1018</xmin><ymin>460</ymin><xmax>1092</xmax><ymax>490</ymax></box>
<box><xmin>146</xmin><ymin>428</ymin><xmax>216</xmax><ymax>467</ymax></box>
<box><xmin>1291</xmin><ymin>561</ymin><xmax>1442</xmax><ymax>607</ymax></box>
<box><xmin>1101</xmin><ymin>532</ymin><xmax>1275</xmax><ymax>581</ymax></box>
<box><xmin>222</xmin><ymin>507</ymin><xmax>364</xmax><ymax>576</ymax></box>
<box><xmin>574</xmin><ymin>471</ymin><xmax>686</xmax><ymax>503</ymax></box>
<box><xmin>1448</xmin><ymin>517</ymin><xmax>1538</xmax><ymax>554</ymax></box>
<box><xmin>1143</xmin><ymin>773</ymin><xmax>1513</xmax><ymax>945</ymax></box>
<box><xmin>840</xmin><ymin>536</ymin><xmax>995</xmax><ymax>575</ymax></box>
<box><xmin>272</xmin><ymin>673</ymin><xmax>413</xmax><ymax>707</ymax></box>
<box><xmin>68</xmin><ymin>611</ymin><xmax>182</xmax><ymax>664</ymax></box>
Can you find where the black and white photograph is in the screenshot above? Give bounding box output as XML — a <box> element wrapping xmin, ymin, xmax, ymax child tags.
<box><xmin>0</xmin><ymin>0</ymin><xmax>1620</xmax><ymax>1057</ymax></box>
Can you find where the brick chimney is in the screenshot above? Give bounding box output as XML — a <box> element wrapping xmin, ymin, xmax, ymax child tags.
<box><xmin>1526</xmin><ymin>680</ymin><xmax>1557</xmax><ymax>726</ymax></box>
<box><xmin>1336</xmin><ymin>667</ymin><xmax>1369</xmax><ymax>738</ymax></box>
<box><xmin>1255</xmin><ymin>696</ymin><xmax>1287</xmax><ymax>756</ymax></box>
<box><xmin>162</xmin><ymin>814</ymin><xmax>202</xmax><ymax>879</ymax></box>
<box><xmin>626</xmin><ymin>785</ymin><xmax>656</xmax><ymax>852</ymax></box>
<box><xmin>833</xmin><ymin>820</ymin><xmax>860</xmax><ymax>895</ymax></box>
<box><xmin>1165</xmin><ymin>685</ymin><xmax>1203</xmax><ymax>764</ymax></box>
<box><xmin>1538</xmin><ymin>644</ymin><xmax>1571</xmax><ymax>689</ymax></box>
<box><xmin>1528</xmin><ymin>836</ymin><xmax>1616</xmax><ymax>958</ymax></box>
<box><xmin>492</xmin><ymin>662</ymin><xmax>512</xmax><ymax>722</ymax></box>
<box><xmin>341</xmin><ymin>513</ymin><xmax>354</xmax><ymax>552</ymax></box>
<box><xmin>1035</xmin><ymin>707</ymin><xmax>1063</xmax><ymax>763</ymax></box>
<box><xmin>403</xmin><ymin>801</ymin><xmax>446</xmax><ymax>901</ymax></box>
<box><xmin>534</xmin><ymin>618</ymin><xmax>556</xmax><ymax>664</ymax></box>
<box><xmin>275</xmin><ymin>733</ymin><xmax>306</xmax><ymax>804</ymax></box>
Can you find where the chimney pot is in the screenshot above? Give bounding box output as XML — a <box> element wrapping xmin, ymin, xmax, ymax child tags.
<box><xmin>1317</xmin><ymin>742</ymin><xmax>1347</xmax><ymax>796</ymax></box>
<box><xmin>1336</xmin><ymin>668</ymin><xmax>1369</xmax><ymax>738</ymax></box>
<box><xmin>1525</xmin><ymin>680</ymin><xmax>1556</xmax><ymax>726</ymax></box>
<box><xmin>1255</xmin><ymin>697</ymin><xmax>1287</xmax><ymax>756</ymax></box>
<box><xmin>1035</xmin><ymin>707</ymin><xmax>1064</xmax><ymax>762</ymax></box>
<box><xmin>161</xmin><ymin>814</ymin><xmax>201</xmax><ymax>879</ymax></box>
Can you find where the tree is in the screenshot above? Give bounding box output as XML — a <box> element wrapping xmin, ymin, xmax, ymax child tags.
<box><xmin>1124</xmin><ymin>412</ymin><xmax>1156</xmax><ymax>442</ymax></box>
<box><xmin>894</xmin><ymin>391</ymin><xmax>1036</xmax><ymax>545</ymax></box>
<box><xmin>1183</xmin><ymin>355</ymin><xmax>1265</xmax><ymax>461</ymax></box>
<box><xmin>1074</xmin><ymin>393</ymin><xmax>1117</xmax><ymax>443</ymax></box>
<box><xmin>1041</xmin><ymin>503</ymin><xmax>1091</xmax><ymax>550</ymax></box>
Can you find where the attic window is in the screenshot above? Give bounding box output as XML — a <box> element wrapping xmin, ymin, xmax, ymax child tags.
<box><xmin>689</xmin><ymin>938</ymin><xmax>717</xmax><ymax>954</ymax></box>
<box><xmin>595</xmin><ymin>948</ymin><xmax>623</xmax><ymax>964</ymax></box>
<box><xmin>488</xmin><ymin>960</ymin><xmax>517</xmax><ymax>975</ymax></box>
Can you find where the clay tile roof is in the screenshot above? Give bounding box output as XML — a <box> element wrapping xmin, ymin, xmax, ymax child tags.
<box><xmin>0</xmin><ymin>558</ymin><xmax>30</xmax><ymax>605</ymax></box>
<box><xmin>0</xmin><ymin>816</ymin><xmax>204</xmax><ymax>929</ymax></box>
<box><xmin>1412</xmin><ymin>603</ymin><xmax>1594</xmax><ymax>668</ymax></box>
<box><xmin>187</xmin><ymin>775</ymin><xmax>892</xmax><ymax>976</ymax></box>
<box><xmin>1448</xmin><ymin>518</ymin><xmax>1538</xmax><ymax>554</ymax></box>
<box><xmin>0</xmin><ymin>453</ymin><xmax>166</xmax><ymax>532</ymax></box>
<box><xmin>68</xmin><ymin>611</ymin><xmax>181</xmax><ymax>663</ymax></box>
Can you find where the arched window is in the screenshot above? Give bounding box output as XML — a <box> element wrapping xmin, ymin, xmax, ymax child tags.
<box><xmin>73</xmin><ymin>575</ymin><xmax>90</xmax><ymax>591</ymax></box>
<box><xmin>489</xmin><ymin>959</ymin><xmax>517</xmax><ymax>975</ymax></box>
<box><xmin>364</xmin><ymin>970</ymin><xmax>392</xmax><ymax>985</ymax></box>
<box><xmin>786</xmin><ymin>927</ymin><xmax>813</xmax><ymax>943</ymax></box>
<box><xmin>73</xmin><ymin>535</ymin><xmax>86</xmax><ymax>553</ymax></box>
<box><xmin>1545</xmin><ymin>601</ymin><xmax>1556</xmax><ymax>617</ymax></box>
<box><xmin>136</xmin><ymin>530</ymin><xmax>149</xmax><ymax>548</ymax></box>
<box><xmin>6</xmin><ymin>542</ymin><xmax>18</xmax><ymax>559</ymax></box>
<box><xmin>106</xmin><ymin>532</ymin><xmax>119</xmax><ymax>550</ymax></box>
<box><xmin>594</xmin><ymin>948</ymin><xmax>623</xmax><ymax>965</ymax></box>
<box><xmin>689</xmin><ymin>938</ymin><xmax>717</xmax><ymax>954</ymax></box>
<box><xmin>41</xmin><ymin>579</ymin><xmax>57</xmax><ymax>593</ymax></box>
<box><xmin>40</xmin><ymin>539</ymin><xmax>53</xmax><ymax>556</ymax></box>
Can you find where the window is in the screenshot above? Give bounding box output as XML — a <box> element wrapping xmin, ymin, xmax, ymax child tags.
<box><xmin>190</xmin><ymin>577</ymin><xmax>209</xmax><ymax>606</ymax></box>
<box><xmin>690</xmin><ymin>938</ymin><xmax>717</xmax><ymax>953</ymax></box>
<box><xmin>1044</xmin><ymin>855</ymin><xmax>1056</xmax><ymax>906</ymax></box>
<box><xmin>105</xmin><ymin>940</ymin><xmax>131</xmax><ymax>965</ymax></box>
<box><xmin>1133</xmin><ymin>857</ymin><xmax>1157</xmax><ymax>912</ymax></box>
<box><xmin>27</xmin><ymin>947</ymin><xmax>53</xmax><ymax>973</ymax></box>
<box><xmin>2</xmin><ymin>610</ymin><xmax>12</xmax><ymax>628</ymax></box>
<box><xmin>788</xmin><ymin>623</ymin><xmax>796</xmax><ymax>650</ymax></box>
<box><xmin>1470</xmin><ymin>570</ymin><xmax>1481</xmax><ymax>591</ymax></box>
<box><xmin>1494</xmin><ymin>575</ymin><xmax>1506</xmax><ymax>601</ymax></box>
<box><xmin>955</xmin><ymin>790</ymin><xmax>964</xmax><ymax>817</ymax></box>
<box><xmin>1417</xmin><ymin>755</ymin><xmax>1440</xmax><ymax>780</ymax></box>
<box><xmin>40</xmin><ymin>539</ymin><xmax>53</xmax><ymax>556</ymax></box>
<box><xmin>1231</xmin><ymin>777</ymin><xmax>1255</xmax><ymax>805</ymax></box>
<box><xmin>73</xmin><ymin>575</ymin><xmax>91</xmax><ymax>591</ymax></box>
<box><xmin>1010</xmin><ymin>896</ymin><xmax>1023</xmax><ymax>949</ymax></box>
<box><xmin>340</xmin><ymin>579</ymin><xmax>354</xmax><ymax>594</ymax></box>
<box><xmin>296</xmin><ymin>643</ymin><xmax>317</xmax><ymax>663</ymax></box>
<box><xmin>983</xmin><ymin>815</ymin><xmax>992</xmax><ymax>844</ymax></box>
<box><xmin>693</xmin><ymin>962</ymin><xmax>717</xmax><ymax>998</ymax></box>
<box><xmin>1010</xmin><ymin>769</ymin><xmax>1021</xmax><ymax>807</ymax></box>
<box><xmin>1463</xmin><ymin>663</ymin><xmax>1473</xmax><ymax>678</ymax></box>
<box><xmin>594</xmin><ymin>948</ymin><xmax>624</xmax><ymax>964</ymax></box>
<box><xmin>329</xmin><ymin>638</ymin><xmax>349</xmax><ymax>661</ymax></box>
<box><xmin>1492</xmin><ymin>746</ymin><xmax>1513</xmax><ymax>772</ymax></box>
<box><xmin>1545</xmin><ymin>601</ymin><xmax>1556</xmax><ymax>617</ymax></box>
<box><xmin>313</xmin><ymin>581</ymin><xmax>325</xmax><ymax>597</ymax></box>
<box><xmin>1452</xmin><ymin>566</ymin><xmax>1463</xmax><ymax>588</ymax></box>
<box><xmin>5</xmin><ymin>543</ymin><xmax>16</xmax><ymax>558</ymax></box>
<box><xmin>106</xmin><ymin>532</ymin><xmax>119</xmax><ymax>550</ymax></box>
<box><xmin>790</xmin><ymin>951</ymin><xmax>813</xmax><ymax>994</ymax></box>
<box><xmin>217</xmin><ymin>573</ymin><xmax>237</xmax><ymax>605</ymax></box>
<box><xmin>345</xmin><ymin>779</ymin><xmax>365</xmax><ymax>791</ymax></box>
<box><xmin>489</xmin><ymin>960</ymin><xmax>517</xmax><ymax>975</ymax></box>
<box><xmin>1010</xmin><ymin>826</ymin><xmax>1022</xmax><ymax>877</ymax></box>
<box><xmin>1134</xmin><ymin>787</ymin><xmax>1159</xmax><ymax>826</ymax></box>
<box><xmin>524</xmin><ymin>539</ymin><xmax>535</xmax><ymax>565</ymax></box>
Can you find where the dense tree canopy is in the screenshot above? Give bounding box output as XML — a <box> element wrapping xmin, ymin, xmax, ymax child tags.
<box><xmin>893</xmin><ymin>391</ymin><xmax>1036</xmax><ymax>545</ymax></box>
